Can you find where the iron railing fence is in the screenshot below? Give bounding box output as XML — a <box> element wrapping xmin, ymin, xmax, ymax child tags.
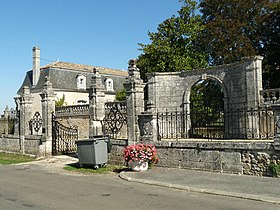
<box><xmin>157</xmin><ymin>107</ymin><xmax>275</xmax><ymax>140</ymax></box>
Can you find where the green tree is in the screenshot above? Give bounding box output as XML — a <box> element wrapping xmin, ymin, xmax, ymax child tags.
<box><xmin>55</xmin><ymin>94</ymin><xmax>66</xmax><ymax>107</ymax></box>
<box><xmin>137</xmin><ymin>0</ymin><xmax>208</xmax><ymax>81</ymax></box>
<box><xmin>190</xmin><ymin>79</ymin><xmax>224</xmax><ymax>126</ymax></box>
<box><xmin>260</xmin><ymin>1</ymin><xmax>280</xmax><ymax>88</ymax></box>
<box><xmin>115</xmin><ymin>89</ymin><xmax>126</xmax><ymax>101</ymax></box>
<box><xmin>199</xmin><ymin>0</ymin><xmax>271</xmax><ymax>65</ymax></box>
<box><xmin>199</xmin><ymin>0</ymin><xmax>279</xmax><ymax>88</ymax></box>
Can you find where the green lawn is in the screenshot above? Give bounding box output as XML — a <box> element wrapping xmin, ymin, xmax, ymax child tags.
<box><xmin>63</xmin><ymin>163</ymin><xmax>128</xmax><ymax>174</ymax></box>
<box><xmin>0</xmin><ymin>152</ymin><xmax>36</xmax><ymax>165</ymax></box>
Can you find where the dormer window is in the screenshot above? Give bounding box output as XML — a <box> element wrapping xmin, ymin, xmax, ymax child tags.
<box><xmin>77</xmin><ymin>74</ymin><xmax>86</xmax><ymax>90</ymax></box>
<box><xmin>105</xmin><ymin>78</ymin><xmax>114</xmax><ymax>91</ymax></box>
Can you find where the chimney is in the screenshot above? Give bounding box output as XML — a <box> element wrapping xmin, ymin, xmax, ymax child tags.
<box><xmin>32</xmin><ymin>46</ymin><xmax>40</xmax><ymax>86</ymax></box>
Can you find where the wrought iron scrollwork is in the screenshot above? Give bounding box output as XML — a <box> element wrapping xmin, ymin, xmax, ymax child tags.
<box><xmin>102</xmin><ymin>102</ymin><xmax>127</xmax><ymax>138</ymax></box>
<box><xmin>31</xmin><ymin>112</ymin><xmax>42</xmax><ymax>134</ymax></box>
<box><xmin>276</xmin><ymin>117</ymin><xmax>280</xmax><ymax>135</ymax></box>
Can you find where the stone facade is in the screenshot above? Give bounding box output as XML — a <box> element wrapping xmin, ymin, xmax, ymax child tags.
<box><xmin>17</xmin><ymin>47</ymin><xmax>128</xmax><ymax>123</ymax></box>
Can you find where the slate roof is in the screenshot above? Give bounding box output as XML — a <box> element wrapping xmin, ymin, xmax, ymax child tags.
<box><xmin>17</xmin><ymin>61</ymin><xmax>128</xmax><ymax>95</ymax></box>
<box><xmin>41</xmin><ymin>61</ymin><xmax>128</xmax><ymax>77</ymax></box>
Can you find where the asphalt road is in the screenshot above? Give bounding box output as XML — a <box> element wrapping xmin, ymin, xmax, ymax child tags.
<box><xmin>0</xmin><ymin>163</ymin><xmax>279</xmax><ymax>210</ymax></box>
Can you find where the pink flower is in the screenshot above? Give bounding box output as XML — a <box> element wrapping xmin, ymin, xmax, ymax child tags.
<box><xmin>123</xmin><ymin>143</ymin><xmax>158</xmax><ymax>165</ymax></box>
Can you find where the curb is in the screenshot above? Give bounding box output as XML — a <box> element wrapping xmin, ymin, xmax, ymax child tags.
<box><xmin>119</xmin><ymin>172</ymin><xmax>280</xmax><ymax>205</ymax></box>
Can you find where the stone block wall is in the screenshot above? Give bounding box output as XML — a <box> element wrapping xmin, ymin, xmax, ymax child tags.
<box><xmin>107</xmin><ymin>139</ymin><xmax>127</xmax><ymax>165</ymax></box>
<box><xmin>106</xmin><ymin>139</ymin><xmax>279</xmax><ymax>177</ymax></box>
<box><xmin>0</xmin><ymin>135</ymin><xmax>41</xmax><ymax>155</ymax></box>
<box><xmin>153</xmin><ymin>141</ymin><xmax>279</xmax><ymax>176</ymax></box>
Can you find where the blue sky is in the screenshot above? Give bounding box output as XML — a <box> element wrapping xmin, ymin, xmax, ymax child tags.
<box><xmin>0</xmin><ymin>0</ymin><xmax>182</xmax><ymax>113</ymax></box>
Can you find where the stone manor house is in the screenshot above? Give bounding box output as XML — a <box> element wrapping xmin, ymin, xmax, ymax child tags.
<box><xmin>12</xmin><ymin>47</ymin><xmax>128</xmax><ymax>139</ymax></box>
<box><xmin>17</xmin><ymin>47</ymin><xmax>128</xmax><ymax>111</ymax></box>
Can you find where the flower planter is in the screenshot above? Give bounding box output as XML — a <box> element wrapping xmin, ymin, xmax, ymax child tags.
<box><xmin>123</xmin><ymin>143</ymin><xmax>158</xmax><ymax>171</ymax></box>
<box><xmin>129</xmin><ymin>160</ymin><xmax>148</xmax><ymax>172</ymax></box>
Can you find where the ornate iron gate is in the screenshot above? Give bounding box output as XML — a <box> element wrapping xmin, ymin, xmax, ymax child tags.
<box><xmin>190</xmin><ymin>102</ymin><xmax>225</xmax><ymax>139</ymax></box>
<box><xmin>52</xmin><ymin>113</ymin><xmax>78</xmax><ymax>155</ymax></box>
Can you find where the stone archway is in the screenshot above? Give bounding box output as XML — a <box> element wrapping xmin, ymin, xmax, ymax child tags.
<box><xmin>181</xmin><ymin>74</ymin><xmax>229</xmax><ymax>139</ymax></box>
<box><xmin>189</xmin><ymin>78</ymin><xmax>225</xmax><ymax>139</ymax></box>
<box><xmin>140</xmin><ymin>56</ymin><xmax>264</xmax><ymax>141</ymax></box>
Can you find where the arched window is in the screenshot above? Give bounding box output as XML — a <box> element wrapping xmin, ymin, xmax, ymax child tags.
<box><xmin>77</xmin><ymin>74</ymin><xmax>86</xmax><ymax>90</ymax></box>
<box><xmin>105</xmin><ymin>78</ymin><xmax>114</xmax><ymax>91</ymax></box>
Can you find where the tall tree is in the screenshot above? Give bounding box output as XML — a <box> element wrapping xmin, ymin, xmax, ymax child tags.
<box><xmin>137</xmin><ymin>0</ymin><xmax>208</xmax><ymax>81</ymax></box>
<box><xmin>261</xmin><ymin>1</ymin><xmax>280</xmax><ymax>88</ymax></box>
<box><xmin>199</xmin><ymin>0</ymin><xmax>279</xmax><ymax>88</ymax></box>
<box><xmin>199</xmin><ymin>0</ymin><xmax>272</xmax><ymax>65</ymax></box>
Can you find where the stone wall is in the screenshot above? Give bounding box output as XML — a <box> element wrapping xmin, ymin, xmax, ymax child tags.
<box><xmin>0</xmin><ymin>134</ymin><xmax>41</xmax><ymax>155</ymax></box>
<box><xmin>140</xmin><ymin>57</ymin><xmax>265</xmax><ymax>142</ymax></box>
<box><xmin>0</xmin><ymin>119</ymin><xmax>6</xmax><ymax>134</ymax></box>
<box><xmin>153</xmin><ymin>141</ymin><xmax>279</xmax><ymax>176</ymax></box>
<box><xmin>107</xmin><ymin>139</ymin><xmax>127</xmax><ymax>165</ymax></box>
<box><xmin>242</xmin><ymin>152</ymin><xmax>280</xmax><ymax>176</ymax></box>
<box><xmin>146</xmin><ymin>56</ymin><xmax>263</xmax><ymax>113</ymax></box>
<box><xmin>104</xmin><ymin>138</ymin><xmax>280</xmax><ymax>177</ymax></box>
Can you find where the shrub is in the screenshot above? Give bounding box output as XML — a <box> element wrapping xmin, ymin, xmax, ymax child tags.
<box><xmin>268</xmin><ymin>161</ymin><xmax>280</xmax><ymax>177</ymax></box>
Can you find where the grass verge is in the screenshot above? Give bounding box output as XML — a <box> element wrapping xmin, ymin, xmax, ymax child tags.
<box><xmin>0</xmin><ymin>152</ymin><xmax>36</xmax><ymax>165</ymax></box>
<box><xmin>63</xmin><ymin>163</ymin><xmax>129</xmax><ymax>174</ymax></box>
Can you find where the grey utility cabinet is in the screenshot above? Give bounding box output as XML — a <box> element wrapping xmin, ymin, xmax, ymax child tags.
<box><xmin>75</xmin><ymin>136</ymin><xmax>109</xmax><ymax>169</ymax></box>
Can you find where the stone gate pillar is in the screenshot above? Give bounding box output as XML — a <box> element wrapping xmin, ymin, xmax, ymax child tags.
<box><xmin>40</xmin><ymin>77</ymin><xmax>56</xmax><ymax>155</ymax></box>
<box><xmin>13</xmin><ymin>97</ymin><xmax>20</xmax><ymax>136</ymax></box>
<box><xmin>89</xmin><ymin>68</ymin><xmax>106</xmax><ymax>137</ymax></box>
<box><xmin>3</xmin><ymin>106</ymin><xmax>10</xmax><ymax>135</ymax></box>
<box><xmin>137</xmin><ymin>72</ymin><xmax>159</xmax><ymax>143</ymax></box>
<box><xmin>124</xmin><ymin>59</ymin><xmax>145</xmax><ymax>145</ymax></box>
<box><xmin>243</xmin><ymin>56</ymin><xmax>263</xmax><ymax>108</ymax></box>
<box><xmin>19</xmin><ymin>86</ymin><xmax>33</xmax><ymax>154</ymax></box>
<box><xmin>272</xmin><ymin>106</ymin><xmax>280</xmax><ymax>150</ymax></box>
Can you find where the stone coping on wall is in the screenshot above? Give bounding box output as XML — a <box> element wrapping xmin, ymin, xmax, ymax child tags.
<box><xmin>147</xmin><ymin>56</ymin><xmax>263</xmax><ymax>77</ymax></box>
<box><xmin>156</xmin><ymin>140</ymin><xmax>275</xmax><ymax>151</ymax></box>
<box><xmin>0</xmin><ymin>134</ymin><xmax>42</xmax><ymax>140</ymax></box>
<box><xmin>160</xmin><ymin>138</ymin><xmax>274</xmax><ymax>142</ymax></box>
<box><xmin>110</xmin><ymin>139</ymin><xmax>127</xmax><ymax>146</ymax></box>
